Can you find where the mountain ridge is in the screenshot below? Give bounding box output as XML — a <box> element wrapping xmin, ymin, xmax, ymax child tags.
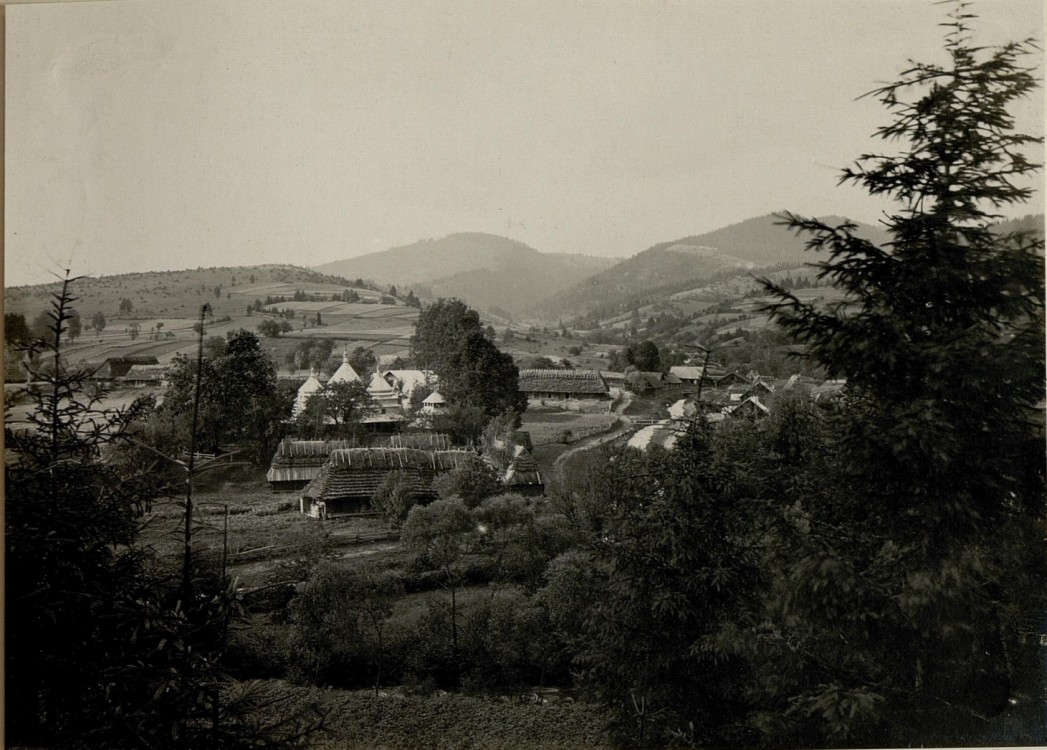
<box><xmin>313</xmin><ymin>232</ymin><xmax>615</xmax><ymax>317</ymax></box>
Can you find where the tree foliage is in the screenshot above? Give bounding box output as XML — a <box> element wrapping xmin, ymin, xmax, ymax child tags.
<box><xmin>410</xmin><ymin>298</ymin><xmax>526</xmax><ymax>437</ymax></box>
<box><xmin>758</xmin><ymin>7</ymin><xmax>1046</xmax><ymax>743</ymax></box>
<box><xmin>161</xmin><ymin>329</ymin><xmax>290</xmax><ymax>460</ymax></box>
<box><xmin>552</xmin><ymin>428</ymin><xmax>763</xmax><ymax>748</ymax></box>
<box><xmin>6</xmin><ymin>277</ymin><xmax>324</xmax><ymax>749</ymax></box>
<box><xmin>295</xmin><ymin>380</ymin><xmax>375</xmax><ymax>438</ymax></box>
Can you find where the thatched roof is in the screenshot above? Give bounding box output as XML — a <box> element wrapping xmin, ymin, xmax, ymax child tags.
<box><xmin>381</xmin><ymin>432</ymin><xmax>455</xmax><ymax>451</ymax></box>
<box><xmin>90</xmin><ymin>355</ymin><xmax>161</xmax><ymax>379</ymax></box>
<box><xmin>122</xmin><ymin>364</ymin><xmax>167</xmax><ymax>381</ymax></box>
<box><xmin>518</xmin><ymin>369</ymin><xmax>608</xmax><ymax>395</ymax></box>
<box><xmin>266</xmin><ymin>439</ymin><xmax>355</xmax><ymax>485</ymax></box>
<box><xmin>301</xmin><ymin>447</ymin><xmax>481</xmax><ymax>503</ymax></box>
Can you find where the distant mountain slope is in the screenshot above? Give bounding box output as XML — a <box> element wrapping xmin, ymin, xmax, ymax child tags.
<box><xmin>529</xmin><ymin>214</ymin><xmax>894</xmax><ymax>321</ymax></box>
<box><xmin>4</xmin><ymin>264</ymin><xmax>355</xmax><ymax>321</ymax></box>
<box><xmin>313</xmin><ymin>233</ymin><xmax>615</xmax><ymax>317</ymax></box>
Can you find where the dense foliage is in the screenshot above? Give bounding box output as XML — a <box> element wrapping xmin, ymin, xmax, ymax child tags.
<box><xmin>6</xmin><ymin>278</ymin><xmax>322</xmax><ymax>749</ymax></box>
<box><xmin>756</xmin><ymin>8</ymin><xmax>1046</xmax><ymax>744</ymax></box>
<box><xmin>411</xmin><ymin>298</ymin><xmax>527</xmax><ymax>438</ymax></box>
<box><xmin>161</xmin><ymin>327</ymin><xmax>292</xmax><ymax>461</ymax></box>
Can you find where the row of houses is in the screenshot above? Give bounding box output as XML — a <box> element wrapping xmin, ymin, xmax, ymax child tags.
<box><xmin>266</xmin><ymin>435</ymin><xmax>544</xmax><ymax>518</ymax></box>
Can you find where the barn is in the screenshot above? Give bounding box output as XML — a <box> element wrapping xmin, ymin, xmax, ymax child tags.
<box><xmin>300</xmin><ymin>446</ymin><xmax>481</xmax><ymax>518</ymax></box>
<box><xmin>517</xmin><ymin>369</ymin><xmax>610</xmax><ymax>402</ymax></box>
<box><xmin>266</xmin><ymin>438</ymin><xmax>356</xmax><ymax>492</ymax></box>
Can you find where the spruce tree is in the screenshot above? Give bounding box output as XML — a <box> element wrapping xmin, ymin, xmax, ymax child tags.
<box><xmin>760</xmin><ymin>3</ymin><xmax>1045</xmax><ymax>743</ymax></box>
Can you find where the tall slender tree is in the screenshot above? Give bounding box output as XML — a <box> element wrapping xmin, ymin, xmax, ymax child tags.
<box><xmin>760</xmin><ymin>3</ymin><xmax>1045</xmax><ymax>743</ymax></box>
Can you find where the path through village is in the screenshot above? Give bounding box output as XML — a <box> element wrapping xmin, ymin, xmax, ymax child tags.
<box><xmin>551</xmin><ymin>390</ymin><xmax>635</xmax><ymax>482</ymax></box>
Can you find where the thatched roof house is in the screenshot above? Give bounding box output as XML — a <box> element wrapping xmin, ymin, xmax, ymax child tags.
<box><xmin>266</xmin><ymin>438</ymin><xmax>355</xmax><ymax>491</ymax></box>
<box><xmin>300</xmin><ymin>447</ymin><xmax>480</xmax><ymax>518</ymax></box>
<box><xmin>121</xmin><ymin>363</ymin><xmax>167</xmax><ymax>387</ymax></box>
<box><xmin>89</xmin><ymin>355</ymin><xmax>160</xmax><ymax>381</ymax></box>
<box><xmin>518</xmin><ymin>369</ymin><xmax>610</xmax><ymax>400</ymax></box>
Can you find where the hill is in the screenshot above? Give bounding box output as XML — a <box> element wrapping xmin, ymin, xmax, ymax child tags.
<box><xmin>4</xmin><ymin>264</ymin><xmax>420</xmax><ymax>373</ymax></box>
<box><xmin>313</xmin><ymin>233</ymin><xmax>615</xmax><ymax>318</ymax></box>
<box><xmin>528</xmin><ymin>214</ymin><xmax>894</xmax><ymax>322</ymax></box>
<box><xmin>4</xmin><ymin>264</ymin><xmax>357</xmax><ymax>322</ymax></box>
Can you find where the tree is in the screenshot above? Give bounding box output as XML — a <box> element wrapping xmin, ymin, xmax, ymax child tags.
<box><xmin>5</xmin><ymin>278</ymin><xmax>322</xmax><ymax>749</ymax></box>
<box><xmin>402</xmin><ymin>498</ymin><xmax>475</xmax><ymax>685</ymax></box>
<box><xmin>161</xmin><ymin>329</ymin><xmax>289</xmax><ymax>461</ymax></box>
<box><xmin>67</xmin><ymin>309</ymin><xmax>82</xmax><ymax>341</ymax></box>
<box><xmin>257</xmin><ymin>318</ymin><xmax>283</xmax><ymax>338</ymax></box>
<box><xmin>126</xmin><ymin>321</ymin><xmax>141</xmax><ymax>341</ymax></box>
<box><xmin>759</xmin><ymin>8</ymin><xmax>1045</xmax><ymax>744</ymax></box>
<box><xmin>5</xmin><ymin>275</ymin><xmax>153</xmax><ymax>745</ymax></box>
<box><xmin>632</xmin><ymin>340</ymin><xmax>660</xmax><ymax>371</ymax></box>
<box><xmin>296</xmin><ymin>380</ymin><xmax>375</xmax><ymax>438</ymax></box>
<box><xmin>560</xmin><ymin>428</ymin><xmax>763</xmax><ymax>748</ymax></box>
<box><xmin>410</xmin><ymin>298</ymin><xmax>481</xmax><ymax>374</ymax></box>
<box><xmin>442</xmin><ymin>330</ymin><xmax>527</xmax><ymax>423</ymax></box>
<box><xmin>119</xmin><ymin>297</ymin><xmax>134</xmax><ymax>313</ymax></box>
<box><xmin>30</xmin><ymin>309</ymin><xmax>53</xmax><ymax>342</ymax></box>
<box><xmin>372</xmin><ymin>469</ymin><xmax>418</xmax><ymax>526</ymax></box>
<box><xmin>347</xmin><ymin>346</ymin><xmax>377</xmax><ymax>375</ymax></box>
<box><xmin>432</xmin><ymin>459</ymin><xmax>501</xmax><ymax>509</ymax></box>
<box><xmin>91</xmin><ymin>310</ymin><xmax>106</xmax><ymax>336</ymax></box>
<box><xmin>519</xmin><ymin>355</ymin><xmax>555</xmax><ymax>370</ymax></box>
<box><xmin>411</xmin><ymin>299</ymin><xmax>526</xmax><ymax>434</ymax></box>
<box><xmin>5</xmin><ymin>312</ymin><xmax>31</xmax><ymax>346</ymax></box>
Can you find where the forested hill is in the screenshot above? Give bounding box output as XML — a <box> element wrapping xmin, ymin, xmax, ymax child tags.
<box><xmin>528</xmin><ymin>214</ymin><xmax>892</xmax><ymax>321</ymax></box>
<box><xmin>313</xmin><ymin>233</ymin><xmax>615</xmax><ymax>318</ymax></box>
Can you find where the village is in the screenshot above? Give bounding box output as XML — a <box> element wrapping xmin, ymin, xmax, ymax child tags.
<box><xmin>25</xmin><ymin>325</ymin><xmax>846</xmax><ymax>527</ymax></box>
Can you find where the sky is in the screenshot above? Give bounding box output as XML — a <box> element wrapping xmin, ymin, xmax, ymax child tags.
<box><xmin>5</xmin><ymin>0</ymin><xmax>1044</xmax><ymax>287</ymax></box>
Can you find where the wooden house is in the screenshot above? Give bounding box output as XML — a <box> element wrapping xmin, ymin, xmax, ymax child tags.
<box><xmin>715</xmin><ymin>371</ymin><xmax>752</xmax><ymax>388</ymax></box>
<box><xmin>727</xmin><ymin>395</ymin><xmax>770</xmax><ymax>420</ymax></box>
<box><xmin>121</xmin><ymin>363</ymin><xmax>167</xmax><ymax>388</ymax></box>
<box><xmin>90</xmin><ymin>355</ymin><xmax>160</xmax><ymax>381</ymax></box>
<box><xmin>669</xmin><ymin>365</ymin><xmax>705</xmax><ymax>385</ymax></box>
<box><xmin>266</xmin><ymin>438</ymin><xmax>354</xmax><ymax>492</ymax></box>
<box><xmin>300</xmin><ymin>446</ymin><xmax>480</xmax><ymax>518</ymax></box>
<box><xmin>518</xmin><ymin>369</ymin><xmax>610</xmax><ymax>402</ymax></box>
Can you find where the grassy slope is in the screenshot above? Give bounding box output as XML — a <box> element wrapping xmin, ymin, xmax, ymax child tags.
<box><xmin>5</xmin><ymin>264</ymin><xmax>418</xmax><ymax>370</ymax></box>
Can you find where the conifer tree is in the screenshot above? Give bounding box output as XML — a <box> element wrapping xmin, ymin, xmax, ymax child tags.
<box><xmin>760</xmin><ymin>3</ymin><xmax>1045</xmax><ymax>743</ymax></box>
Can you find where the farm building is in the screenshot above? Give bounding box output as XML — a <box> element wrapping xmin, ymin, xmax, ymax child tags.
<box><xmin>300</xmin><ymin>446</ymin><xmax>481</xmax><ymax>518</ymax></box>
<box><xmin>89</xmin><ymin>355</ymin><xmax>160</xmax><ymax>381</ymax></box>
<box><xmin>501</xmin><ymin>445</ymin><xmax>544</xmax><ymax>496</ymax></box>
<box><xmin>668</xmin><ymin>365</ymin><xmax>704</xmax><ymax>384</ymax></box>
<box><xmin>121</xmin><ymin>363</ymin><xmax>167</xmax><ymax>388</ymax></box>
<box><xmin>715</xmin><ymin>371</ymin><xmax>752</xmax><ymax>388</ymax></box>
<box><xmin>517</xmin><ymin>369</ymin><xmax>610</xmax><ymax>402</ymax></box>
<box><xmin>266</xmin><ymin>438</ymin><xmax>355</xmax><ymax>492</ymax></box>
<box><xmin>726</xmin><ymin>395</ymin><xmax>770</xmax><ymax>419</ymax></box>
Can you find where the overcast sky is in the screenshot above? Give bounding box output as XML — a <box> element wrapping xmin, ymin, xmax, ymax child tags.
<box><xmin>5</xmin><ymin>0</ymin><xmax>1044</xmax><ymax>287</ymax></box>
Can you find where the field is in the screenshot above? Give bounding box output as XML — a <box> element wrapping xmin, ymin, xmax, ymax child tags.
<box><xmin>5</xmin><ymin>264</ymin><xmax>417</xmax><ymax>372</ymax></box>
